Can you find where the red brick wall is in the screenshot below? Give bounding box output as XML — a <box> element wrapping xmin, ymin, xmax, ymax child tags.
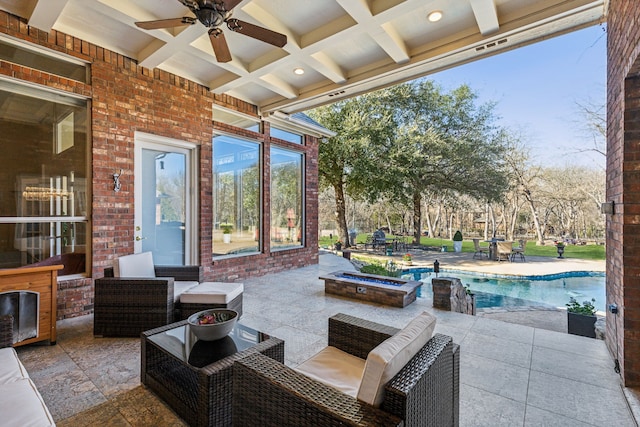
<box><xmin>0</xmin><ymin>11</ymin><xmax>320</xmax><ymax>318</ymax></box>
<box><xmin>607</xmin><ymin>0</ymin><xmax>640</xmax><ymax>385</ymax></box>
<box><xmin>91</xmin><ymin>54</ymin><xmax>215</xmax><ymax>273</ymax></box>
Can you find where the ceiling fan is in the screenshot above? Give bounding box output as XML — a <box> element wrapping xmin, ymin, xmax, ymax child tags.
<box><xmin>135</xmin><ymin>0</ymin><xmax>287</xmax><ymax>63</ymax></box>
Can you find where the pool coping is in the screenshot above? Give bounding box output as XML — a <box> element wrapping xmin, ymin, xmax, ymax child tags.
<box><xmin>401</xmin><ymin>267</ymin><xmax>605</xmax><ymax>281</ymax></box>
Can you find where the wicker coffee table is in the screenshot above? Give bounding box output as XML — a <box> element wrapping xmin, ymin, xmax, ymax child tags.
<box><xmin>141</xmin><ymin>319</ymin><xmax>284</xmax><ymax>427</ymax></box>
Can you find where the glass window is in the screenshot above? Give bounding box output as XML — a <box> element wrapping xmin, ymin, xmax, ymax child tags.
<box><xmin>271</xmin><ymin>126</ymin><xmax>303</xmax><ymax>144</ymax></box>
<box><xmin>212</xmin><ymin>135</ymin><xmax>261</xmax><ymax>257</ymax></box>
<box><xmin>0</xmin><ymin>81</ymin><xmax>89</xmax><ymax>276</ymax></box>
<box><xmin>270</xmin><ymin>147</ymin><xmax>303</xmax><ymax>250</ymax></box>
<box><xmin>0</xmin><ymin>37</ymin><xmax>88</xmax><ymax>83</ymax></box>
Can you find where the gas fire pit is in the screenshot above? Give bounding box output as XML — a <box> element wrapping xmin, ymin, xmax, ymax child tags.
<box><xmin>320</xmin><ymin>270</ymin><xmax>422</xmax><ymax>308</ymax></box>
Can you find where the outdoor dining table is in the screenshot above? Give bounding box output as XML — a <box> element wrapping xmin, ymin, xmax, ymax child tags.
<box><xmin>385</xmin><ymin>236</ymin><xmax>407</xmax><ymax>252</ymax></box>
<box><xmin>485</xmin><ymin>238</ymin><xmax>504</xmax><ymax>261</ymax></box>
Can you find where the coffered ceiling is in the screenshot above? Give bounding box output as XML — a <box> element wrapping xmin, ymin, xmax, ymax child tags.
<box><xmin>0</xmin><ymin>0</ymin><xmax>605</xmax><ymax>115</ymax></box>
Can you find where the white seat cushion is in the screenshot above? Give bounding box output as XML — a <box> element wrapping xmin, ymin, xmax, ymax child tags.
<box><xmin>180</xmin><ymin>282</ymin><xmax>244</xmax><ymax>304</ymax></box>
<box><xmin>114</xmin><ymin>252</ymin><xmax>155</xmax><ymax>278</ymax></box>
<box><xmin>357</xmin><ymin>311</ymin><xmax>437</xmax><ymax>407</ymax></box>
<box><xmin>294</xmin><ymin>346</ymin><xmax>365</xmax><ymax>398</ymax></box>
<box><xmin>0</xmin><ymin>378</ymin><xmax>55</xmax><ymax>426</ymax></box>
<box><xmin>0</xmin><ymin>347</ymin><xmax>29</xmax><ymax>384</ymax></box>
<box><xmin>173</xmin><ymin>281</ymin><xmax>200</xmax><ymax>302</ymax></box>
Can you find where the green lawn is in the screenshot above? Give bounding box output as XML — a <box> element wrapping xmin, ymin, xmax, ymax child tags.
<box><xmin>319</xmin><ymin>234</ymin><xmax>605</xmax><ymax>261</ymax></box>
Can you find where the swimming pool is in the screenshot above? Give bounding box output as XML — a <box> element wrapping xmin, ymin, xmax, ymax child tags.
<box><xmin>401</xmin><ymin>268</ymin><xmax>606</xmax><ymax>311</ymax></box>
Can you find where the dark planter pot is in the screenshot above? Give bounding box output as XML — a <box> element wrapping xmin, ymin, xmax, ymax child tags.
<box><xmin>334</xmin><ymin>243</ymin><xmax>342</xmax><ymax>251</ymax></box>
<box><xmin>567</xmin><ymin>312</ymin><xmax>596</xmax><ymax>338</ymax></box>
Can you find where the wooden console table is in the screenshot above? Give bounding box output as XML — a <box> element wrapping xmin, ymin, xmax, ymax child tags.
<box><xmin>0</xmin><ymin>265</ymin><xmax>62</xmax><ymax>346</ymax></box>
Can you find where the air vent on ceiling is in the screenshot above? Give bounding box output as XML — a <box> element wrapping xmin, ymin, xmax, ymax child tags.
<box><xmin>475</xmin><ymin>38</ymin><xmax>508</xmax><ymax>52</ymax></box>
<box><xmin>328</xmin><ymin>90</ymin><xmax>346</xmax><ymax>97</ymax></box>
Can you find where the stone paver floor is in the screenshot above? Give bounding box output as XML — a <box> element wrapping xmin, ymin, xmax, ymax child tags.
<box><xmin>16</xmin><ymin>251</ymin><xmax>635</xmax><ymax>426</ymax></box>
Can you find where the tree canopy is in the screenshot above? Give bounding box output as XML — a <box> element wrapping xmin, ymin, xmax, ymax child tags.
<box><xmin>309</xmin><ymin>79</ymin><xmax>510</xmax><ymax>245</ymax></box>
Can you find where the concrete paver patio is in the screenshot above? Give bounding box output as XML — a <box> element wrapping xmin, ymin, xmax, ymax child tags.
<box><xmin>15</xmin><ymin>251</ymin><xmax>635</xmax><ymax>426</ymax></box>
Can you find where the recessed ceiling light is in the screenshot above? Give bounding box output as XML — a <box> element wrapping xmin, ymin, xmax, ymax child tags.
<box><xmin>428</xmin><ymin>10</ymin><xmax>443</xmax><ymax>22</ymax></box>
<box><xmin>293</xmin><ymin>67</ymin><xmax>305</xmax><ymax>75</ymax></box>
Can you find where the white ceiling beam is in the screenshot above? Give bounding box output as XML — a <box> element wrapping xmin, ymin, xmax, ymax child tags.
<box><xmin>259</xmin><ymin>74</ymin><xmax>298</xmax><ymax>99</ymax></box>
<box><xmin>470</xmin><ymin>0</ymin><xmax>500</xmax><ymax>35</ymax></box>
<box><xmin>337</xmin><ymin>0</ymin><xmax>409</xmax><ymax>63</ymax></box>
<box><xmin>240</xmin><ymin>2</ymin><xmax>350</xmax><ymax>86</ymax></box>
<box><xmin>137</xmin><ymin>24</ymin><xmax>203</xmax><ymax>69</ymax></box>
<box><xmin>209</xmin><ymin>0</ymin><xmax>441</xmax><ymax>95</ymax></box>
<box><xmin>309</xmin><ymin>52</ymin><xmax>347</xmax><ymax>84</ymax></box>
<box><xmin>335</xmin><ymin>0</ymin><xmax>371</xmax><ymax>21</ymax></box>
<box><xmin>241</xmin><ymin>2</ymin><xmax>299</xmax><ymax>49</ymax></box>
<box><xmin>375</xmin><ymin>23</ymin><xmax>410</xmax><ymax>64</ymax></box>
<box><xmin>29</xmin><ymin>0</ymin><xmax>69</xmax><ymax>32</ymax></box>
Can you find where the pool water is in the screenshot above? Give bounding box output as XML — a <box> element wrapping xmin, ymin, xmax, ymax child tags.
<box><xmin>401</xmin><ymin>269</ymin><xmax>606</xmax><ymax>311</ymax></box>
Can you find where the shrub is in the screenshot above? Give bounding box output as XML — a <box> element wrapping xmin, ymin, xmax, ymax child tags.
<box><xmin>566</xmin><ymin>297</ymin><xmax>596</xmax><ymax>315</ymax></box>
<box><xmin>453</xmin><ymin>231</ymin><xmax>463</xmax><ymax>241</ymax></box>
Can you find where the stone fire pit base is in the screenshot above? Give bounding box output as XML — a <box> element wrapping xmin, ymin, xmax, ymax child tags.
<box><xmin>320</xmin><ymin>270</ymin><xmax>422</xmax><ymax>308</ymax></box>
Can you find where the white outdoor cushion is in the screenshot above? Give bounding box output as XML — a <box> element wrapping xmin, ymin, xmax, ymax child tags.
<box><xmin>294</xmin><ymin>346</ymin><xmax>365</xmax><ymax>398</ymax></box>
<box><xmin>114</xmin><ymin>252</ymin><xmax>155</xmax><ymax>278</ymax></box>
<box><xmin>0</xmin><ymin>347</ymin><xmax>29</xmax><ymax>384</ymax></box>
<box><xmin>357</xmin><ymin>311</ymin><xmax>437</xmax><ymax>407</ymax></box>
<box><xmin>180</xmin><ymin>282</ymin><xmax>244</xmax><ymax>304</ymax></box>
<box><xmin>173</xmin><ymin>281</ymin><xmax>200</xmax><ymax>302</ymax></box>
<box><xmin>0</xmin><ymin>378</ymin><xmax>55</xmax><ymax>426</ymax></box>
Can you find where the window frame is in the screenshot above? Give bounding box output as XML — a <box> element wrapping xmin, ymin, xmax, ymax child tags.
<box><xmin>269</xmin><ymin>146</ymin><xmax>305</xmax><ymax>252</ymax></box>
<box><xmin>212</xmin><ymin>132</ymin><xmax>263</xmax><ymax>260</ymax></box>
<box><xmin>0</xmin><ymin>77</ymin><xmax>91</xmax><ymax>278</ymax></box>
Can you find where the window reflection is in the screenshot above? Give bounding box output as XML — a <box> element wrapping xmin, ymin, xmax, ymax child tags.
<box><xmin>0</xmin><ymin>81</ymin><xmax>88</xmax><ymax>276</ymax></box>
<box><xmin>212</xmin><ymin>136</ymin><xmax>261</xmax><ymax>257</ymax></box>
<box><xmin>270</xmin><ymin>147</ymin><xmax>303</xmax><ymax>250</ymax></box>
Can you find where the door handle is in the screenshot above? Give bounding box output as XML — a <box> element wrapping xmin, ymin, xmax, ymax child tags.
<box><xmin>135</xmin><ymin>236</ymin><xmax>146</xmax><ymax>241</ymax></box>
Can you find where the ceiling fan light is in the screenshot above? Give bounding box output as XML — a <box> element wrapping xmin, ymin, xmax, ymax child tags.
<box><xmin>293</xmin><ymin>67</ymin><xmax>305</xmax><ymax>75</ymax></box>
<box><xmin>428</xmin><ymin>10</ymin><xmax>443</xmax><ymax>22</ymax></box>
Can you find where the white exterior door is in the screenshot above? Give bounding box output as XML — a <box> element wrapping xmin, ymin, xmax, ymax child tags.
<box><xmin>134</xmin><ymin>132</ymin><xmax>198</xmax><ymax>265</ymax></box>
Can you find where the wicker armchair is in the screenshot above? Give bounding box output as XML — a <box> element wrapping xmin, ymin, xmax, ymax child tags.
<box><xmin>94</xmin><ymin>265</ymin><xmax>203</xmax><ymax>337</ymax></box>
<box><xmin>232</xmin><ymin>313</ymin><xmax>459</xmax><ymax>427</ymax></box>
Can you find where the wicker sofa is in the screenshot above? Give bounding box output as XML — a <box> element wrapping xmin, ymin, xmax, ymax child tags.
<box><xmin>232</xmin><ymin>313</ymin><xmax>459</xmax><ymax>426</ymax></box>
<box><xmin>0</xmin><ymin>315</ymin><xmax>56</xmax><ymax>426</ymax></box>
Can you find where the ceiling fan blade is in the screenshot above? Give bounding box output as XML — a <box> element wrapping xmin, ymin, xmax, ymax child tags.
<box><xmin>135</xmin><ymin>17</ymin><xmax>196</xmax><ymax>30</ymax></box>
<box><xmin>220</xmin><ymin>0</ymin><xmax>243</xmax><ymax>11</ymax></box>
<box><xmin>209</xmin><ymin>29</ymin><xmax>232</xmax><ymax>63</ymax></box>
<box><xmin>226</xmin><ymin>19</ymin><xmax>287</xmax><ymax>47</ymax></box>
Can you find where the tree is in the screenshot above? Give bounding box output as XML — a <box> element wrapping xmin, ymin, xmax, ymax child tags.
<box><xmin>574</xmin><ymin>98</ymin><xmax>606</xmax><ymax>159</ymax></box>
<box><xmin>501</xmin><ymin>133</ymin><xmax>548</xmax><ymax>244</ymax></box>
<box><xmin>308</xmin><ymin>92</ymin><xmax>397</xmax><ymax>247</ymax></box>
<box><xmin>384</xmin><ymin>80</ymin><xmax>510</xmax><ymax>243</ymax></box>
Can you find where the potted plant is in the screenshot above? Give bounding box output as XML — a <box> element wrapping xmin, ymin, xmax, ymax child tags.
<box><xmin>566</xmin><ymin>297</ymin><xmax>597</xmax><ymax>338</ymax></box>
<box><xmin>402</xmin><ymin>253</ymin><xmax>412</xmax><ymax>265</ymax></box>
<box><xmin>334</xmin><ymin>240</ymin><xmax>343</xmax><ymax>251</ymax></box>
<box><xmin>222</xmin><ymin>224</ymin><xmax>232</xmax><ymax>243</ymax></box>
<box><xmin>555</xmin><ymin>241</ymin><xmax>565</xmax><ymax>258</ymax></box>
<box><xmin>452</xmin><ymin>231</ymin><xmax>463</xmax><ymax>253</ymax></box>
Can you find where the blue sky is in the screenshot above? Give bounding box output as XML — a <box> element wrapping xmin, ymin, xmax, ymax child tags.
<box><xmin>430</xmin><ymin>24</ymin><xmax>607</xmax><ymax>169</ymax></box>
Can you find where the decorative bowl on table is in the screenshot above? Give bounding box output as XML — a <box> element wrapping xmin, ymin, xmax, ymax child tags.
<box><xmin>187</xmin><ymin>309</ymin><xmax>238</xmax><ymax>341</ymax></box>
